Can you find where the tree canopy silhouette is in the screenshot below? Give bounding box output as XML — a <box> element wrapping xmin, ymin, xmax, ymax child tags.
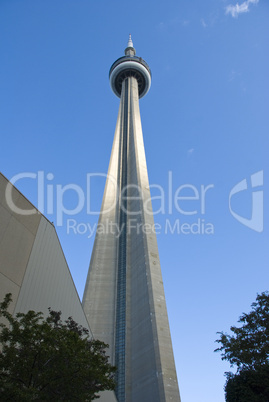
<box><xmin>215</xmin><ymin>291</ymin><xmax>269</xmax><ymax>402</ymax></box>
<box><xmin>0</xmin><ymin>293</ymin><xmax>116</xmax><ymax>401</ymax></box>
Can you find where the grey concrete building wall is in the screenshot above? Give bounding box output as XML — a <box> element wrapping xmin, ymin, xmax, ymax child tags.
<box><xmin>0</xmin><ymin>172</ymin><xmax>117</xmax><ymax>401</ymax></box>
<box><xmin>0</xmin><ymin>172</ymin><xmax>91</xmax><ymax>329</ymax></box>
<box><xmin>13</xmin><ymin>217</ymin><xmax>92</xmax><ymax>330</ymax></box>
<box><xmin>0</xmin><ymin>172</ymin><xmax>41</xmax><ymax>318</ymax></box>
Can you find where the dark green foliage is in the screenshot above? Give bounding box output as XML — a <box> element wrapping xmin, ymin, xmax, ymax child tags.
<box><xmin>215</xmin><ymin>292</ymin><xmax>269</xmax><ymax>402</ymax></box>
<box><xmin>224</xmin><ymin>366</ymin><xmax>269</xmax><ymax>402</ymax></box>
<box><xmin>0</xmin><ymin>294</ymin><xmax>116</xmax><ymax>401</ymax></box>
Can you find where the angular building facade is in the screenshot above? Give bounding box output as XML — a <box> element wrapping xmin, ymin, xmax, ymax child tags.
<box><xmin>82</xmin><ymin>36</ymin><xmax>180</xmax><ymax>402</ymax></box>
<box><xmin>0</xmin><ymin>172</ymin><xmax>90</xmax><ymax>328</ymax></box>
<box><xmin>0</xmin><ymin>172</ymin><xmax>117</xmax><ymax>402</ymax></box>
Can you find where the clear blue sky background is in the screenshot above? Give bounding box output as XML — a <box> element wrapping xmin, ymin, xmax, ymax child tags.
<box><xmin>0</xmin><ymin>1</ymin><xmax>268</xmax><ymax>401</ymax></box>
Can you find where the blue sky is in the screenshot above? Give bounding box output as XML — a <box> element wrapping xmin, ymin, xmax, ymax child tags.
<box><xmin>0</xmin><ymin>1</ymin><xmax>268</xmax><ymax>401</ymax></box>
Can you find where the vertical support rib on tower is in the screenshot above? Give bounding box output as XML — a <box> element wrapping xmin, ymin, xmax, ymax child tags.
<box><xmin>82</xmin><ymin>37</ymin><xmax>181</xmax><ymax>402</ymax></box>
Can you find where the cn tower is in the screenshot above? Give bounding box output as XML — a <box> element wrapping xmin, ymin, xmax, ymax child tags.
<box><xmin>83</xmin><ymin>36</ymin><xmax>180</xmax><ymax>402</ymax></box>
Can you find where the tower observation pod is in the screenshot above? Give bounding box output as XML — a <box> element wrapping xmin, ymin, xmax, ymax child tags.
<box><xmin>109</xmin><ymin>34</ymin><xmax>151</xmax><ymax>99</ymax></box>
<box><xmin>82</xmin><ymin>36</ymin><xmax>181</xmax><ymax>402</ymax></box>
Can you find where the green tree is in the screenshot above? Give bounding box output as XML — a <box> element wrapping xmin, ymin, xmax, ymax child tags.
<box><xmin>215</xmin><ymin>291</ymin><xmax>269</xmax><ymax>402</ymax></box>
<box><xmin>0</xmin><ymin>294</ymin><xmax>116</xmax><ymax>401</ymax></box>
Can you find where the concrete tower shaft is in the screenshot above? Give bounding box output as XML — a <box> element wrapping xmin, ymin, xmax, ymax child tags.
<box><xmin>82</xmin><ymin>38</ymin><xmax>180</xmax><ymax>402</ymax></box>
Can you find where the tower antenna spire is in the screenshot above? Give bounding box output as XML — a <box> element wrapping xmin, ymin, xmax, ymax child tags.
<box><xmin>127</xmin><ymin>33</ymin><xmax>133</xmax><ymax>48</ymax></box>
<box><xmin>124</xmin><ymin>33</ymin><xmax>136</xmax><ymax>56</ymax></box>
